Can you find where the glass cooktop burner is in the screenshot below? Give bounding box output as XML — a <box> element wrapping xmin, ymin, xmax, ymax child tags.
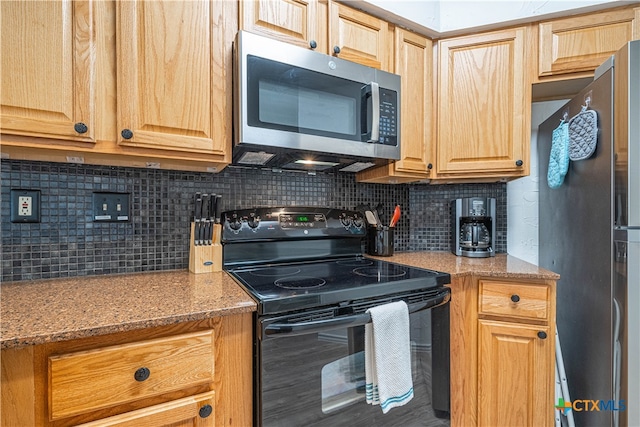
<box><xmin>353</xmin><ymin>265</ymin><xmax>407</xmax><ymax>278</ymax></box>
<box><xmin>275</xmin><ymin>276</ymin><xmax>326</xmax><ymax>289</ymax></box>
<box><xmin>250</xmin><ymin>267</ymin><xmax>301</xmax><ymax>277</ymax></box>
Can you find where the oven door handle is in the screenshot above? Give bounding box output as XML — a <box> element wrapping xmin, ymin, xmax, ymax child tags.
<box><xmin>264</xmin><ymin>289</ymin><xmax>450</xmax><ymax>337</ymax></box>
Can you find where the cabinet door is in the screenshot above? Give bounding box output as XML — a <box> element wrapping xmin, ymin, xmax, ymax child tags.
<box><xmin>239</xmin><ymin>0</ymin><xmax>325</xmax><ymax>52</ymax></box>
<box><xmin>116</xmin><ymin>1</ymin><xmax>228</xmax><ymax>157</ymax></box>
<box><xmin>356</xmin><ymin>28</ymin><xmax>432</xmax><ymax>184</ymax></box>
<box><xmin>539</xmin><ymin>7</ymin><xmax>640</xmax><ymax>78</ymax></box>
<box><xmin>329</xmin><ymin>2</ymin><xmax>390</xmax><ymax>71</ymax></box>
<box><xmin>394</xmin><ymin>29</ymin><xmax>433</xmax><ymax>176</ymax></box>
<box><xmin>437</xmin><ymin>27</ymin><xmax>530</xmax><ymax>177</ymax></box>
<box><xmin>0</xmin><ymin>0</ymin><xmax>95</xmax><ymax>143</ymax></box>
<box><xmin>478</xmin><ymin>320</ymin><xmax>554</xmax><ymax>427</ymax></box>
<box><xmin>77</xmin><ymin>391</ymin><xmax>215</xmax><ymax>427</ymax></box>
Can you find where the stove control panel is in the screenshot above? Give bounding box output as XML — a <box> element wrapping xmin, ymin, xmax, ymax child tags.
<box><xmin>222</xmin><ymin>207</ymin><xmax>366</xmax><ymax>241</ymax></box>
<box><xmin>279</xmin><ymin>213</ymin><xmax>326</xmax><ymax>229</ymax></box>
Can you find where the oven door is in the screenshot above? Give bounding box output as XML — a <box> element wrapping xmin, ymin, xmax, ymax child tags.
<box><xmin>256</xmin><ymin>288</ymin><xmax>450</xmax><ymax>427</ymax></box>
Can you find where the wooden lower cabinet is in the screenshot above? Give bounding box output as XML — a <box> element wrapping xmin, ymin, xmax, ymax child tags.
<box><xmin>77</xmin><ymin>391</ymin><xmax>216</xmax><ymax>427</ymax></box>
<box><xmin>477</xmin><ymin>321</ymin><xmax>553</xmax><ymax>427</ymax></box>
<box><xmin>449</xmin><ymin>275</ymin><xmax>556</xmax><ymax>427</ymax></box>
<box><xmin>0</xmin><ymin>314</ymin><xmax>252</xmax><ymax>427</ymax></box>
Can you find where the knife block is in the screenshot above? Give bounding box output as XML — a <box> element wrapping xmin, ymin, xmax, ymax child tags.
<box><xmin>189</xmin><ymin>223</ymin><xmax>223</xmax><ymax>274</ymax></box>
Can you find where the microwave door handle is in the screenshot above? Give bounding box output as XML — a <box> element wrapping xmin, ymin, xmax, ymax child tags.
<box><xmin>361</xmin><ymin>82</ymin><xmax>380</xmax><ymax>143</ymax></box>
<box><xmin>369</xmin><ymin>82</ymin><xmax>380</xmax><ymax>143</ymax></box>
<box><xmin>264</xmin><ymin>289</ymin><xmax>450</xmax><ymax>338</ymax></box>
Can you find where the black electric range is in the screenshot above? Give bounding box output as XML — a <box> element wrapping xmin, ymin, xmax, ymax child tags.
<box><xmin>222</xmin><ymin>207</ymin><xmax>452</xmax><ymax>426</ymax></box>
<box><xmin>221</xmin><ymin>207</ymin><xmax>450</xmax><ymax>315</ymax></box>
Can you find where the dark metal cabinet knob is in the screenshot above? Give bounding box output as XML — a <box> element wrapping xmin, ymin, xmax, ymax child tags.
<box><xmin>199</xmin><ymin>404</ymin><xmax>213</xmax><ymax>418</ymax></box>
<box><xmin>309</xmin><ymin>40</ymin><xmax>317</xmax><ymax>49</ymax></box>
<box><xmin>537</xmin><ymin>331</ymin><xmax>547</xmax><ymax>339</ymax></box>
<box><xmin>134</xmin><ymin>367</ymin><xmax>150</xmax><ymax>381</ymax></box>
<box><xmin>121</xmin><ymin>129</ymin><xmax>134</xmax><ymax>140</ymax></box>
<box><xmin>515</xmin><ymin>159</ymin><xmax>524</xmax><ymax>167</ymax></box>
<box><xmin>427</xmin><ymin>163</ymin><xmax>433</xmax><ymax>170</ymax></box>
<box><xmin>74</xmin><ymin>122</ymin><xmax>88</xmax><ymax>134</ymax></box>
<box><xmin>333</xmin><ymin>45</ymin><xmax>341</xmax><ymax>55</ymax></box>
<box><xmin>510</xmin><ymin>294</ymin><xmax>520</xmax><ymax>303</ymax></box>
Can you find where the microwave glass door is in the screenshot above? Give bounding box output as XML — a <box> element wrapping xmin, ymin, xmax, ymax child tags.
<box><xmin>247</xmin><ymin>56</ymin><xmax>396</xmax><ymax>144</ymax></box>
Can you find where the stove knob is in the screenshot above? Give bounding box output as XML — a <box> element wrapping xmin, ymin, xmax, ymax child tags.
<box><xmin>229</xmin><ymin>213</ymin><xmax>243</xmax><ymax>231</ymax></box>
<box><xmin>352</xmin><ymin>215</ymin><xmax>364</xmax><ymax>229</ymax></box>
<box><xmin>339</xmin><ymin>213</ymin><xmax>352</xmax><ymax>228</ymax></box>
<box><xmin>248</xmin><ymin>213</ymin><xmax>260</xmax><ymax>229</ymax></box>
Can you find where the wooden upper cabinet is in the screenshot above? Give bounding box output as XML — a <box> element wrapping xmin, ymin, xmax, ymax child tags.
<box><xmin>393</xmin><ymin>29</ymin><xmax>433</xmax><ymax>175</ymax></box>
<box><xmin>437</xmin><ymin>27</ymin><xmax>531</xmax><ymax>178</ymax></box>
<box><xmin>328</xmin><ymin>2</ymin><xmax>390</xmax><ymax>71</ymax></box>
<box><xmin>357</xmin><ymin>28</ymin><xmax>433</xmax><ymax>184</ymax></box>
<box><xmin>0</xmin><ymin>0</ymin><xmax>95</xmax><ymax>143</ymax></box>
<box><xmin>538</xmin><ymin>7</ymin><xmax>640</xmax><ymax>79</ymax></box>
<box><xmin>239</xmin><ymin>0</ymin><xmax>326</xmax><ymax>52</ymax></box>
<box><xmin>116</xmin><ymin>0</ymin><xmax>228</xmax><ymax>157</ymax></box>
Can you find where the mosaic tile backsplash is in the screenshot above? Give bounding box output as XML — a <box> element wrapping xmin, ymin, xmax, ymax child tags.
<box><xmin>1</xmin><ymin>160</ymin><xmax>506</xmax><ymax>282</ymax></box>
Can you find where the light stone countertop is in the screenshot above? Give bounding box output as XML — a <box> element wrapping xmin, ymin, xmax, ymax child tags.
<box><xmin>1</xmin><ymin>252</ymin><xmax>558</xmax><ymax>350</ymax></box>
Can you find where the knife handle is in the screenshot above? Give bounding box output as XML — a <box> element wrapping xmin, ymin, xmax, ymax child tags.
<box><xmin>207</xmin><ymin>194</ymin><xmax>216</xmax><ymax>245</ymax></box>
<box><xmin>194</xmin><ymin>195</ymin><xmax>203</xmax><ymax>246</ymax></box>
<box><xmin>214</xmin><ymin>194</ymin><xmax>222</xmax><ymax>224</ymax></box>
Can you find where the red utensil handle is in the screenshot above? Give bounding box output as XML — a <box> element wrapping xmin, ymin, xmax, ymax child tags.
<box><xmin>390</xmin><ymin>205</ymin><xmax>401</xmax><ymax>227</ymax></box>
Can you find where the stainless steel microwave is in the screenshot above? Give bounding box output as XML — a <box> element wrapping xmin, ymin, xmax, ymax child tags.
<box><xmin>233</xmin><ymin>31</ymin><xmax>401</xmax><ymax>173</ymax></box>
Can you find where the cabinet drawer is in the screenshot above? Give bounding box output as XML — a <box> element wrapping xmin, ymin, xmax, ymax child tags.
<box><xmin>77</xmin><ymin>390</ymin><xmax>215</xmax><ymax>427</ymax></box>
<box><xmin>49</xmin><ymin>330</ymin><xmax>215</xmax><ymax>420</ymax></box>
<box><xmin>478</xmin><ymin>281</ymin><xmax>550</xmax><ymax>321</ymax></box>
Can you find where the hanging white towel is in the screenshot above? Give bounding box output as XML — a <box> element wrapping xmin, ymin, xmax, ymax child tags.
<box><xmin>365</xmin><ymin>300</ymin><xmax>414</xmax><ymax>414</ymax></box>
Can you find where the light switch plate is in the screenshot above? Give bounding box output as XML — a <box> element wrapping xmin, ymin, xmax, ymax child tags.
<box><xmin>92</xmin><ymin>192</ymin><xmax>131</xmax><ymax>222</ymax></box>
<box><xmin>10</xmin><ymin>189</ymin><xmax>41</xmax><ymax>223</ymax></box>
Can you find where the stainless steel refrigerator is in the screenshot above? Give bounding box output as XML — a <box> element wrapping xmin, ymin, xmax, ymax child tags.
<box><xmin>538</xmin><ymin>40</ymin><xmax>639</xmax><ymax>427</ymax></box>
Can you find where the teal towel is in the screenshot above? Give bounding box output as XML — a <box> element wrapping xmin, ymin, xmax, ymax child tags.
<box><xmin>548</xmin><ymin>120</ymin><xmax>570</xmax><ymax>189</ymax></box>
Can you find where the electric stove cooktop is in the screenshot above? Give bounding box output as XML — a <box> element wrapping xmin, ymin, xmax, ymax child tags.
<box><xmin>227</xmin><ymin>256</ymin><xmax>450</xmax><ymax>315</ymax></box>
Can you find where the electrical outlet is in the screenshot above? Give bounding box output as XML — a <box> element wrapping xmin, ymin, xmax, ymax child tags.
<box><xmin>92</xmin><ymin>192</ymin><xmax>130</xmax><ymax>222</ymax></box>
<box><xmin>10</xmin><ymin>189</ymin><xmax>41</xmax><ymax>223</ymax></box>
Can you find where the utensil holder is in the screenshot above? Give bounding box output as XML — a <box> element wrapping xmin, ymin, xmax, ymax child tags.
<box><xmin>367</xmin><ymin>226</ymin><xmax>394</xmax><ymax>257</ymax></box>
<box><xmin>189</xmin><ymin>223</ymin><xmax>223</xmax><ymax>273</ymax></box>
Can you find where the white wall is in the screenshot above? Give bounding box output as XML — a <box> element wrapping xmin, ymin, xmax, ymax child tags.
<box><xmin>356</xmin><ymin>0</ymin><xmax>635</xmax><ymax>36</ymax></box>
<box><xmin>506</xmin><ymin>100</ymin><xmax>569</xmax><ymax>264</ymax></box>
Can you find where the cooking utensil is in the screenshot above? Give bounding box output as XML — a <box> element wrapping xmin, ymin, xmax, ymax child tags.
<box><xmin>206</xmin><ymin>194</ymin><xmax>216</xmax><ymax>245</ymax></box>
<box><xmin>200</xmin><ymin>194</ymin><xmax>211</xmax><ymax>245</ymax></box>
<box><xmin>365</xmin><ymin>210</ymin><xmax>378</xmax><ymax>227</ymax></box>
<box><xmin>194</xmin><ymin>192</ymin><xmax>203</xmax><ymax>246</ymax></box>
<box><xmin>202</xmin><ymin>194</ymin><xmax>211</xmax><ymax>245</ymax></box>
<box><xmin>372</xmin><ymin>209</ymin><xmax>382</xmax><ymax>227</ymax></box>
<box><xmin>374</xmin><ymin>202</ymin><xmax>385</xmax><ymax>225</ymax></box>
<box><xmin>389</xmin><ymin>205</ymin><xmax>401</xmax><ymax>227</ymax></box>
<box><xmin>214</xmin><ymin>194</ymin><xmax>222</xmax><ymax>224</ymax></box>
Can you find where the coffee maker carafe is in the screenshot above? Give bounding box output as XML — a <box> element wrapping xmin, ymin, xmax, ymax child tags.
<box><xmin>451</xmin><ymin>197</ymin><xmax>496</xmax><ymax>258</ymax></box>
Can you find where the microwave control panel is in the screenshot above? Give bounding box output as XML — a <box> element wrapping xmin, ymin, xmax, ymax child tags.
<box><xmin>378</xmin><ymin>88</ymin><xmax>397</xmax><ymax>146</ymax></box>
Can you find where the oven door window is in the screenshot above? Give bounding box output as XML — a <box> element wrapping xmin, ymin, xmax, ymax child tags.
<box><xmin>258</xmin><ymin>305</ymin><xmax>450</xmax><ymax>426</ymax></box>
<box><xmin>247</xmin><ymin>55</ymin><xmax>366</xmax><ymax>141</ymax></box>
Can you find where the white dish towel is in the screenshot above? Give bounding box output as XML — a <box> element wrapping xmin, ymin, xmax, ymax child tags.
<box><xmin>365</xmin><ymin>300</ymin><xmax>414</xmax><ymax>413</ymax></box>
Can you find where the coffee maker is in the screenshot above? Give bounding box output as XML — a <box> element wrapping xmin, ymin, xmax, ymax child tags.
<box><xmin>451</xmin><ymin>197</ymin><xmax>496</xmax><ymax>258</ymax></box>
